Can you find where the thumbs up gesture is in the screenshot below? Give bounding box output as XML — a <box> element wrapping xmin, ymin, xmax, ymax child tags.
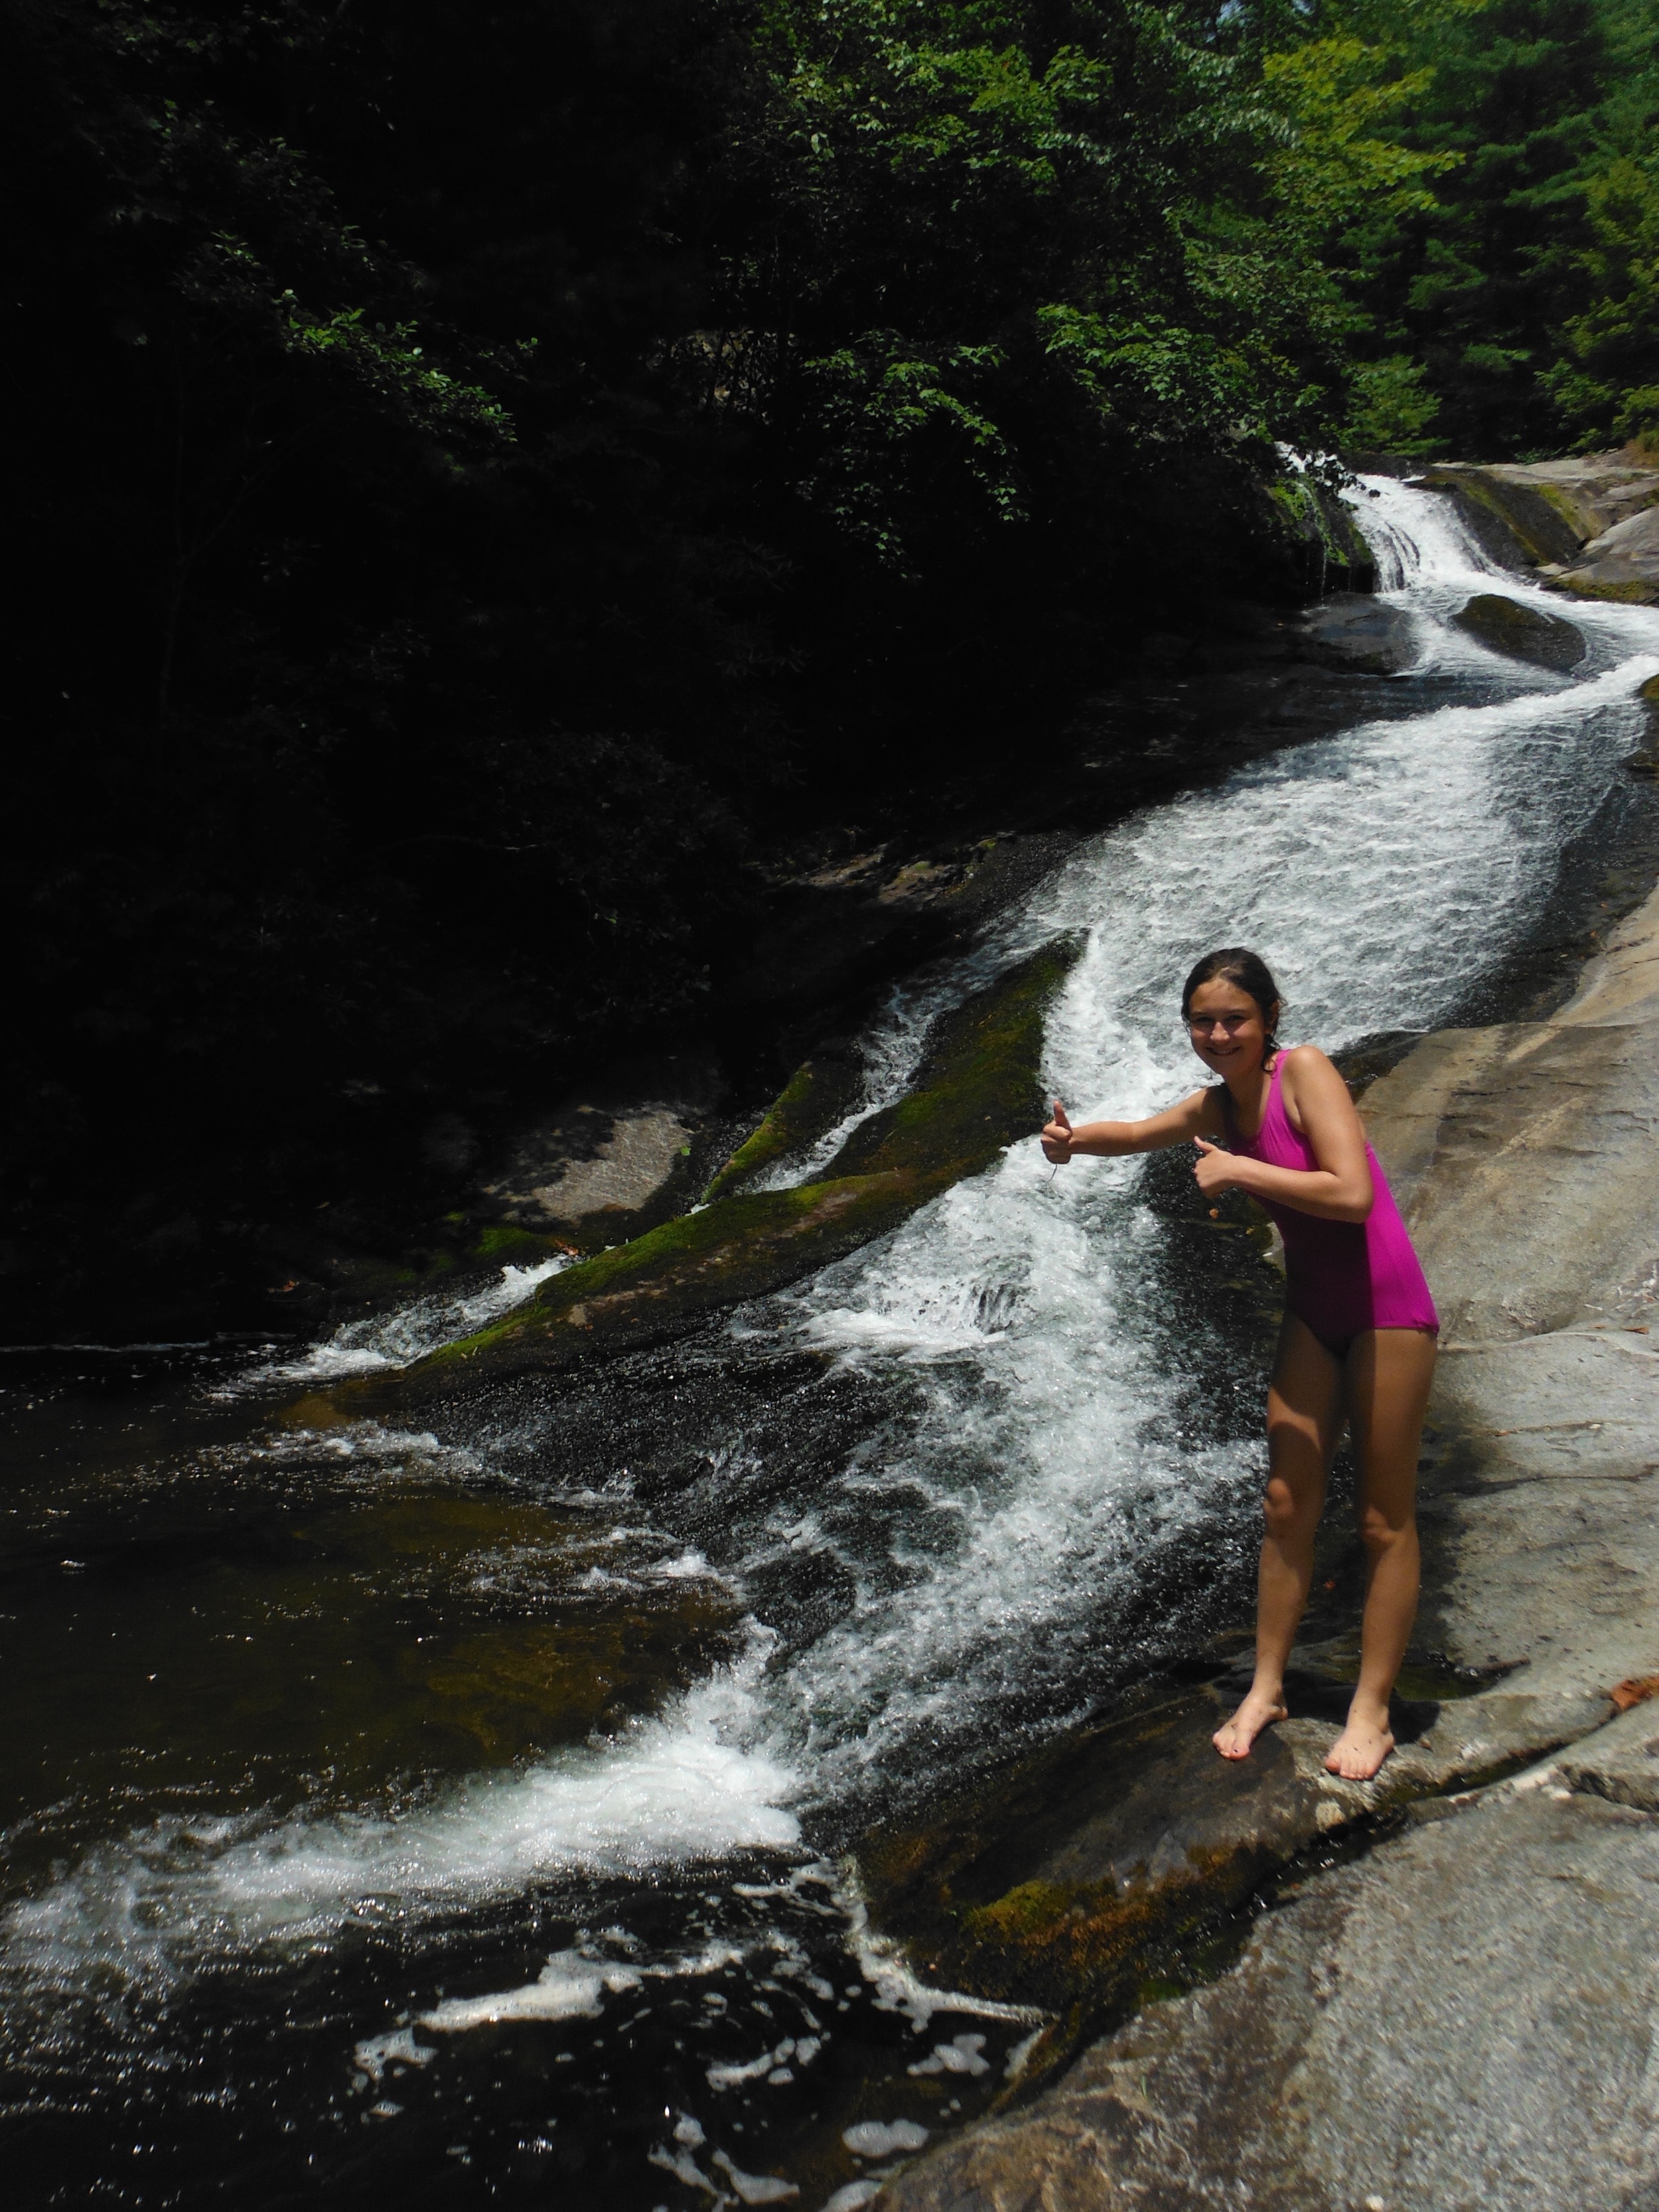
<box><xmin>1041</xmin><ymin>1099</ymin><xmax>1075</xmax><ymax>1163</ymax></box>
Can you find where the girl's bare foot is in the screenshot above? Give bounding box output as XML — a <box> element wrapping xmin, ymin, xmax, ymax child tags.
<box><xmin>1324</xmin><ymin>1710</ymin><xmax>1395</xmax><ymax>1781</ymax></box>
<box><xmin>1213</xmin><ymin>1688</ymin><xmax>1288</xmax><ymax>1760</ymax></box>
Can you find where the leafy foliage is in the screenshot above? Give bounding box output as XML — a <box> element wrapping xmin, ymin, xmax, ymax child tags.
<box><xmin>1269</xmin><ymin>0</ymin><xmax>1659</xmax><ymax>457</ymax></box>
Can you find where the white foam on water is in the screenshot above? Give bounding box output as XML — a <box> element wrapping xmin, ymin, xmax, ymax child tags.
<box><xmin>411</xmin><ymin>1933</ymin><xmax>773</xmax><ymax>2042</ymax></box>
<box><xmin>420</xmin><ymin>1950</ymin><xmax>639</xmax><ymax>2030</ymax></box>
<box><xmin>1</xmin><ymin>1655</ymin><xmax>797</xmax><ymax>2005</ymax></box>
<box><xmin>249</xmin><ymin>1256</ymin><xmax>571</xmax><ymax>1383</ymax></box>
<box><xmin>711</xmin><ymin>2148</ymin><xmax>802</xmax><ymax>2203</ymax></box>
<box><xmin>844</xmin><ymin>2118</ymin><xmax>930</xmax><ymax>2156</ymax></box>
<box><xmin>1350</xmin><ymin>471</ymin><xmax>1500</xmax><ymax>590</ymax></box>
<box><xmin>354</xmin><ymin>2024</ymin><xmax>436</xmax><ymax>2081</ymax></box>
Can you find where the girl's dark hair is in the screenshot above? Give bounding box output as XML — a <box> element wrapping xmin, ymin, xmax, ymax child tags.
<box><xmin>1181</xmin><ymin>946</ymin><xmax>1282</xmax><ymax>1055</ymax></box>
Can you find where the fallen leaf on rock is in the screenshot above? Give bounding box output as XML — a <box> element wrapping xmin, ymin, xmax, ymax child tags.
<box><xmin>1611</xmin><ymin>1675</ymin><xmax>1659</xmax><ymax>1712</ymax></box>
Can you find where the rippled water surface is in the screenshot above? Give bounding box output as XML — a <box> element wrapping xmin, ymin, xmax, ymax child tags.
<box><xmin>6</xmin><ymin>482</ymin><xmax>1659</xmax><ymax>2206</ymax></box>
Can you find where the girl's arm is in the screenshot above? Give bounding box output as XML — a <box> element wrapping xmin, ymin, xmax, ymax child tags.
<box><xmin>1192</xmin><ymin>1047</ymin><xmax>1373</xmax><ymax>1222</ymax></box>
<box><xmin>1043</xmin><ymin>1087</ymin><xmax>1221</xmax><ymax>1161</ymax></box>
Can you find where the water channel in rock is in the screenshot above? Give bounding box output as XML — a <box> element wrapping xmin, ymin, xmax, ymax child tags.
<box><xmin>6</xmin><ymin>480</ymin><xmax>1659</xmax><ymax>2207</ymax></box>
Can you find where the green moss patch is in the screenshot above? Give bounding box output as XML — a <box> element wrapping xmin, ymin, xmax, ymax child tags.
<box><xmin>1422</xmin><ymin>467</ymin><xmax>1585</xmax><ymax>569</ymax></box>
<box><xmin>702</xmin><ymin>1052</ymin><xmax>865</xmax><ymax>1201</ymax></box>
<box><xmin>470</xmin><ymin>1222</ymin><xmax>570</xmax><ymax>1263</ymax></box>
<box><xmin>340</xmin><ymin>939</ymin><xmax>1079</xmax><ymax>1404</ymax></box>
<box><xmin>1556</xmin><ymin>573</ymin><xmax>1659</xmax><ymax>605</ymax></box>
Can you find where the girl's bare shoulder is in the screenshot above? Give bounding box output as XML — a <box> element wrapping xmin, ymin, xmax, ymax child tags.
<box><xmin>1277</xmin><ymin>1042</ymin><xmax>1341</xmax><ymax>1087</ymax></box>
<box><xmin>1278</xmin><ymin>1044</ymin><xmax>1354</xmax><ymax>1128</ymax></box>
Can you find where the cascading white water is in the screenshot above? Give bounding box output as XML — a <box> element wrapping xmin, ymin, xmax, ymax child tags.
<box><xmin>13</xmin><ymin>478</ymin><xmax>1659</xmax><ymax>2008</ymax></box>
<box><xmin>1356</xmin><ymin>470</ymin><xmax>1499</xmax><ymax>589</ymax></box>
<box><xmin>249</xmin><ymin>1255</ymin><xmax>572</xmax><ymax>1382</ymax></box>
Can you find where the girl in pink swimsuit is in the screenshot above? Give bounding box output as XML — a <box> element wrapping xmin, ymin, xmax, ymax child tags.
<box><xmin>1041</xmin><ymin>947</ymin><xmax>1438</xmax><ymax>1782</ymax></box>
<box><xmin>1218</xmin><ymin>1055</ymin><xmax>1438</xmax><ymax>1355</ymax></box>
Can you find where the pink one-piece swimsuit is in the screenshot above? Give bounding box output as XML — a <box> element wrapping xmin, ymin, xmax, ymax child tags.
<box><xmin>1219</xmin><ymin>1055</ymin><xmax>1439</xmax><ymax>1355</ymax></box>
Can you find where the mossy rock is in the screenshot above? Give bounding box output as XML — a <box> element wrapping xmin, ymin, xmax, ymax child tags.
<box><xmin>853</xmin><ymin>1678</ymin><xmax>1331</xmax><ymax>2088</ymax></box>
<box><xmin>1453</xmin><ymin>592</ymin><xmax>1584</xmax><ymax>668</ymax></box>
<box><xmin>469</xmin><ymin>1222</ymin><xmax>571</xmax><ymax>1264</ymax></box>
<box><xmin>1553</xmin><ymin>572</ymin><xmax>1659</xmax><ymax>606</ymax></box>
<box><xmin>1421</xmin><ymin>467</ymin><xmax>1584</xmax><ymax>570</ymax></box>
<box><xmin>1265</xmin><ymin>473</ymin><xmax>1376</xmax><ymax>596</ymax></box>
<box><xmin>340</xmin><ymin>939</ymin><xmax>1080</xmax><ymax>1404</ymax></box>
<box><xmin>702</xmin><ymin>1045</ymin><xmax>867</xmax><ymax>1202</ymax></box>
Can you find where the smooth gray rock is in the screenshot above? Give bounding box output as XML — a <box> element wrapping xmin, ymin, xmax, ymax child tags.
<box><xmin>1297</xmin><ymin>593</ymin><xmax>1418</xmax><ymax>674</ymax></box>
<box><xmin>1453</xmin><ymin>591</ymin><xmax>1585</xmax><ymax>667</ymax></box>
<box><xmin>1559</xmin><ymin>1698</ymin><xmax>1659</xmax><ymax>1812</ymax></box>
<box><xmin>1548</xmin><ymin>504</ymin><xmax>1659</xmax><ymax>605</ymax></box>
<box><xmin>881</xmin><ymin>1787</ymin><xmax>1659</xmax><ymax>2212</ymax></box>
<box><xmin>476</xmin><ymin>1053</ymin><xmax>727</xmax><ymax>1234</ymax></box>
<box><xmin>1423</xmin><ymin>1333</ymin><xmax>1659</xmax><ymax>1697</ymax></box>
<box><xmin>1421</xmin><ymin>455</ymin><xmax>1659</xmax><ymax>577</ymax></box>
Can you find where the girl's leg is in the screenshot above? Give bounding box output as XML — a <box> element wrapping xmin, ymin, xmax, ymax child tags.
<box><xmin>1325</xmin><ymin>1327</ymin><xmax>1437</xmax><ymax>1781</ymax></box>
<box><xmin>1215</xmin><ymin>1312</ymin><xmax>1345</xmax><ymax>1760</ymax></box>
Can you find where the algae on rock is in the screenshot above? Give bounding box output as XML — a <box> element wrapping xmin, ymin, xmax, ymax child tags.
<box><xmin>345</xmin><ymin>938</ymin><xmax>1081</xmax><ymax>1400</ymax></box>
<box><xmin>701</xmin><ymin>1045</ymin><xmax>866</xmax><ymax>1202</ymax></box>
<box><xmin>1419</xmin><ymin>455</ymin><xmax>1659</xmax><ymax>603</ymax></box>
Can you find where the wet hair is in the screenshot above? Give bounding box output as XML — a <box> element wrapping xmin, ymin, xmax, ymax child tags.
<box><xmin>1181</xmin><ymin>946</ymin><xmax>1282</xmax><ymax>1057</ymax></box>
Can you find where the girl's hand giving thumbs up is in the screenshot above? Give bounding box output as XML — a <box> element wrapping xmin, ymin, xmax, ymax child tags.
<box><xmin>1041</xmin><ymin>1100</ymin><xmax>1074</xmax><ymax>1163</ymax></box>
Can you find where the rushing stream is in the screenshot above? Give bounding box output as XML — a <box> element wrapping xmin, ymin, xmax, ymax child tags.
<box><xmin>7</xmin><ymin>480</ymin><xmax>1659</xmax><ymax>2207</ymax></box>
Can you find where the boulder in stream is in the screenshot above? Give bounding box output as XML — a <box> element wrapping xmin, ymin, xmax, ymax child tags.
<box><xmin>1295</xmin><ymin>593</ymin><xmax>1417</xmax><ymax>675</ymax></box>
<box><xmin>1453</xmin><ymin>591</ymin><xmax>1585</xmax><ymax>668</ymax></box>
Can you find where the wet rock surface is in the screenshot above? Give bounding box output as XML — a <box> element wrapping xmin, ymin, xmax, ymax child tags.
<box><xmin>1453</xmin><ymin>590</ymin><xmax>1585</xmax><ymax>667</ymax></box>
<box><xmin>881</xmin><ymin>1783</ymin><xmax>1659</xmax><ymax>2212</ymax></box>
<box><xmin>1294</xmin><ymin>593</ymin><xmax>1417</xmax><ymax>674</ymax></box>
<box><xmin>343</xmin><ymin>940</ymin><xmax>1080</xmax><ymax>1403</ymax></box>
<box><xmin>856</xmin><ymin>1659</ymin><xmax>1610</xmax><ymax>2081</ymax></box>
<box><xmin>0</xmin><ymin>1484</ymin><xmax>747</xmax><ymax>1884</ymax></box>
<box><xmin>1422</xmin><ymin>452</ymin><xmax>1659</xmax><ymax>579</ymax></box>
<box><xmin>875</xmin><ymin>880</ymin><xmax>1659</xmax><ymax>2210</ymax></box>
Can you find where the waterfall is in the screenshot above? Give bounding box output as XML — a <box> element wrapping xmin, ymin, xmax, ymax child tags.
<box><xmin>9</xmin><ymin>479</ymin><xmax>1659</xmax><ymax>2207</ymax></box>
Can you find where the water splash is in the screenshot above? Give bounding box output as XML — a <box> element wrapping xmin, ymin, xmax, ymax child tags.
<box><xmin>252</xmin><ymin>1256</ymin><xmax>571</xmax><ymax>1382</ymax></box>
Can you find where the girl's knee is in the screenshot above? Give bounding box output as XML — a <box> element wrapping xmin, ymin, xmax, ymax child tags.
<box><xmin>1358</xmin><ymin>1502</ymin><xmax>1415</xmax><ymax>1556</ymax></box>
<box><xmin>1263</xmin><ymin>1475</ymin><xmax>1319</xmax><ymax>1539</ymax></box>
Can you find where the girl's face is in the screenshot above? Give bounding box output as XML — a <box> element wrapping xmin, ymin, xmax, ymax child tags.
<box><xmin>1185</xmin><ymin>978</ymin><xmax>1274</xmax><ymax>1079</ymax></box>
